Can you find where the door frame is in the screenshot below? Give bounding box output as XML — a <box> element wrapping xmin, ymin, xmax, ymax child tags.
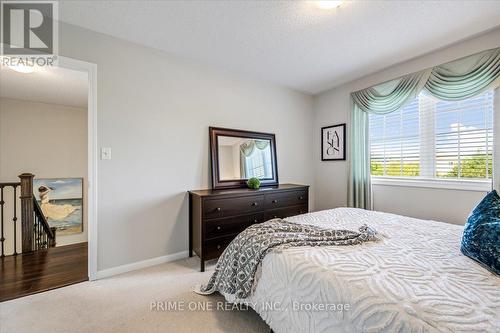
<box><xmin>57</xmin><ymin>56</ymin><xmax>98</xmax><ymax>280</ymax></box>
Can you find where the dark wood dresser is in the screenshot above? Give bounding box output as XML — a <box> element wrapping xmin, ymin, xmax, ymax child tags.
<box><xmin>189</xmin><ymin>184</ymin><xmax>309</xmax><ymax>271</ymax></box>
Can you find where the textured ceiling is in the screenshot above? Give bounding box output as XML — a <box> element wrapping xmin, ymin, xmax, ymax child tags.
<box><xmin>0</xmin><ymin>65</ymin><xmax>88</xmax><ymax>108</ymax></box>
<box><xmin>59</xmin><ymin>1</ymin><xmax>500</xmax><ymax>94</ymax></box>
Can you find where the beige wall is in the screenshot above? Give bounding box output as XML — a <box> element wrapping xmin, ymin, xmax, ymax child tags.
<box><xmin>58</xmin><ymin>23</ymin><xmax>314</xmax><ymax>271</ymax></box>
<box><xmin>313</xmin><ymin>28</ymin><xmax>500</xmax><ymax>225</ymax></box>
<box><xmin>0</xmin><ymin>98</ymin><xmax>88</xmax><ymax>249</ymax></box>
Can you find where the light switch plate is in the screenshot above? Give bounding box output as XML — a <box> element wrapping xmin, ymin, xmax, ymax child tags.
<box><xmin>101</xmin><ymin>147</ymin><xmax>112</xmax><ymax>160</ymax></box>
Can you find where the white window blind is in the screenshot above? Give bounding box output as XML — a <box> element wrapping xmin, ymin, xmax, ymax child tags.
<box><xmin>369</xmin><ymin>90</ymin><xmax>494</xmax><ymax>180</ymax></box>
<box><xmin>245</xmin><ymin>149</ymin><xmax>272</xmax><ymax>179</ymax></box>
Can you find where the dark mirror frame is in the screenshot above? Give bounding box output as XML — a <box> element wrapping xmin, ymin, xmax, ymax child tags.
<box><xmin>209</xmin><ymin>127</ymin><xmax>279</xmax><ymax>189</ymax></box>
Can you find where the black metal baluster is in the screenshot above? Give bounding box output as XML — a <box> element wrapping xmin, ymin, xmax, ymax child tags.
<box><xmin>32</xmin><ymin>214</ymin><xmax>35</xmax><ymax>250</ymax></box>
<box><xmin>34</xmin><ymin>213</ymin><xmax>38</xmax><ymax>251</ymax></box>
<box><xmin>33</xmin><ymin>214</ymin><xmax>35</xmax><ymax>251</ymax></box>
<box><xmin>36</xmin><ymin>216</ymin><xmax>40</xmax><ymax>250</ymax></box>
<box><xmin>39</xmin><ymin>219</ymin><xmax>41</xmax><ymax>249</ymax></box>
<box><xmin>37</xmin><ymin>221</ymin><xmax>39</xmax><ymax>250</ymax></box>
<box><xmin>13</xmin><ymin>186</ymin><xmax>18</xmax><ymax>255</ymax></box>
<box><xmin>0</xmin><ymin>186</ymin><xmax>4</xmax><ymax>257</ymax></box>
<box><xmin>39</xmin><ymin>218</ymin><xmax>42</xmax><ymax>250</ymax></box>
<box><xmin>40</xmin><ymin>217</ymin><xmax>44</xmax><ymax>249</ymax></box>
<box><xmin>34</xmin><ymin>216</ymin><xmax>37</xmax><ymax>251</ymax></box>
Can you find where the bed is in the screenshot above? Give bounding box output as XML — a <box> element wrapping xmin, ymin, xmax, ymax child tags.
<box><xmin>221</xmin><ymin>208</ymin><xmax>500</xmax><ymax>333</ymax></box>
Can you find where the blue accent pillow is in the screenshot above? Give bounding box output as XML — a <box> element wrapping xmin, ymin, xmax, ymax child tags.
<box><xmin>461</xmin><ymin>190</ymin><xmax>500</xmax><ymax>275</ymax></box>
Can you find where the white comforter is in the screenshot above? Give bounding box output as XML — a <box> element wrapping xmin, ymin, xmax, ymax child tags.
<box><xmin>223</xmin><ymin>208</ymin><xmax>500</xmax><ymax>333</ymax></box>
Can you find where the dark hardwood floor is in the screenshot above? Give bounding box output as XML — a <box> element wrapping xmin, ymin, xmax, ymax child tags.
<box><xmin>0</xmin><ymin>242</ymin><xmax>88</xmax><ymax>302</ymax></box>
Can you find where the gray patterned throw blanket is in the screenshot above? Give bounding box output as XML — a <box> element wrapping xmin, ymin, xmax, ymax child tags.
<box><xmin>195</xmin><ymin>219</ymin><xmax>378</xmax><ymax>299</ymax></box>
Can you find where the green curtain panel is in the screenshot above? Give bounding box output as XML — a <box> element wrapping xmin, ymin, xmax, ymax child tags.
<box><xmin>240</xmin><ymin>141</ymin><xmax>255</xmax><ymax>178</ymax></box>
<box><xmin>347</xmin><ymin>103</ymin><xmax>371</xmax><ymax>208</ymax></box>
<box><xmin>348</xmin><ymin>47</ymin><xmax>500</xmax><ymax>209</ymax></box>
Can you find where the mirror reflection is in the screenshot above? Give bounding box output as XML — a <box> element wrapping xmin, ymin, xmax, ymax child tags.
<box><xmin>218</xmin><ymin>136</ymin><xmax>273</xmax><ymax>180</ymax></box>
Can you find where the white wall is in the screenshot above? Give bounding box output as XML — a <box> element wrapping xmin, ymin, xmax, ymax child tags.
<box><xmin>58</xmin><ymin>23</ymin><xmax>314</xmax><ymax>271</ymax></box>
<box><xmin>313</xmin><ymin>28</ymin><xmax>500</xmax><ymax>225</ymax></box>
<box><xmin>232</xmin><ymin>143</ymin><xmax>241</xmax><ymax>178</ymax></box>
<box><xmin>218</xmin><ymin>145</ymin><xmax>235</xmax><ymax>179</ymax></box>
<box><xmin>0</xmin><ymin>98</ymin><xmax>88</xmax><ymax>248</ymax></box>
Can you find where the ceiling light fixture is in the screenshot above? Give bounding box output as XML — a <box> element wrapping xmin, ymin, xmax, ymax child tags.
<box><xmin>315</xmin><ymin>1</ymin><xmax>343</xmax><ymax>10</ymax></box>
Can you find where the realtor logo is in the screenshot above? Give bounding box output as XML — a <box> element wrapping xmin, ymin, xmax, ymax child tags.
<box><xmin>1</xmin><ymin>0</ymin><xmax>58</xmax><ymax>56</ymax></box>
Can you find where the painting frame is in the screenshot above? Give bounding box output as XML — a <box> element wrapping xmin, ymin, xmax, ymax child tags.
<box><xmin>321</xmin><ymin>123</ymin><xmax>346</xmax><ymax>161</ymax></box>
<box><xmin>33</xmin><ymin>177</ymin><xmax>84</xmax><ymax>235</ymax></box>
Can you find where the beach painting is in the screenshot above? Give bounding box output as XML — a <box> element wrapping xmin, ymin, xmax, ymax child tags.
<box><xmin>33</xmin><ymin>178</ymin><xmax>83</xmax><ymax>235</ymax></box>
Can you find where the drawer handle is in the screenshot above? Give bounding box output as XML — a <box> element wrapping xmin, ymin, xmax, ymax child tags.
<box><xmin>215</xmin><ymin>207</ymin><xmax>221</xmax><ymax>212</ymax></box>
<box><xmin>272</xmin><ymin>199</ymin><xmax>278</xmax><ymax>203</ymax></box>
<box><xmin>251</xmin><ymin>202</ymin><xmax>259</xmax><ymax>206</ymax></box>
<box><xmin>253</xmin><ymin>219</ymin><xmax>258</xmax><ymax>223</ymax></box>
<box><xmin>217</xmin><ymin>226</ymin><xmax>221</xmax><ymax>230</ymax></box>
<box><xmin>299</xmin><ymin>196</ymin><xmax>304</xmax><ymax>200</ymax></box>
<box><xmin>217</xmin><ymin>245</ymin><xmax>221</xmax><ymax>250</ymax></box>
<box><xmin>274</xmin><ymin>215</ymin><xmax>278</xmax><ymax>218</ymax></box>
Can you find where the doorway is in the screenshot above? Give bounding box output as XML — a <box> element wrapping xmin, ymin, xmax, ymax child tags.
<box><xmin>0</xmin><ymin>57</ymin><xmax>97</xmax><ymax>301</ymax></box>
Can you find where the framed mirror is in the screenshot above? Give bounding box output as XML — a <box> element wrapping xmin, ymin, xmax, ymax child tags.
<box><xmin>210</xmin><ymin>127</ymin><xmax>279</xmax><ymax>189</ymax></box>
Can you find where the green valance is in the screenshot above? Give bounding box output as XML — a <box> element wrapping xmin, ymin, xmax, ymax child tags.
<box><xmin>351</xmin><ymin>47</ymin><xmax>500</xmax><ymax>114</ymax></box>
<box><xmin>425</xmin><ymin>48</ymin><xmax>500</xmax><ymax>101</ymax></box>
<box><xmin>348</xmin><ymin>47</ymin><xmax>500</xmax><ymax>209</ymax></box>
<box><xmin>351</xmin><ymin>69</ymin><xmax>431</xmax><ymax>115</ymax></box>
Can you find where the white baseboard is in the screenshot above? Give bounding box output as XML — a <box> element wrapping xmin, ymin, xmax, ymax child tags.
<box><xmin>95</xmin><ymin>250</ymin><xmax>189</xmax><ymax>280</ymax></box>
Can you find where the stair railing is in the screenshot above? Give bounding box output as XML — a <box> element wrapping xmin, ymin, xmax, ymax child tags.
<box><xmin>0</xmin><ymin>173</ymin><xmax>56</xmax><ymax>256</ymax></box>
<box><xmin>33</xmin><ymin>197</ymin><xmax>56</xmax><ymax>250</ymax></box>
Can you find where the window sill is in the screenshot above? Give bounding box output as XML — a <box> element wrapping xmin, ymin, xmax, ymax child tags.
<box><xmin>371</xmin><ymin>177</ymin><xmax>492</xmax><ymax>192</ymax></box>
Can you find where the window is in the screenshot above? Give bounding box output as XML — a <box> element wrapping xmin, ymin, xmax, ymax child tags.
<box><xmin>245</xmin><ymin>148</ymin><xmax>272</xmax><ymax>179</ymax></box>
<box><xmin>369</xmin><ymin>90</ymin><xmax>494</xmax><ymax>184</ymax></box>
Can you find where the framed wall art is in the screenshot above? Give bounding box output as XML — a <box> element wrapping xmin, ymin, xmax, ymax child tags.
<box><xmin>33</xmin><ymin>178</ymin><xmax>84</xmax><ymax>235</ymax></box>
<box><xmin>321</xmin><ymin>123</ymin><xmax>346</xmax><ymax>161</ymax></box>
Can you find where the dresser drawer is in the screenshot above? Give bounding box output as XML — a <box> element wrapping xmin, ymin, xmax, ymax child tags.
<box><xmin>265</xmin><ymin>190</ymin><xmax>307</xmax><ymax>209</ymax></box>
<box><xmin>203</xmin><ymin>195</ymin><xmax>264</xmax><ymax>219</ymax></box>
<box><xmin>204</xmin><ymin>235</ymin><xmax>236</xmax><ymax>260</ymax></box>
<box><xmin>265</xmin><ymin>204</ymin><xmax>308</xmax><ymax>220</ymax></box>
<box><xmin>205</xmin><ymin>213</ymin><xmax>264</xmax><ymax>239</ymax></box>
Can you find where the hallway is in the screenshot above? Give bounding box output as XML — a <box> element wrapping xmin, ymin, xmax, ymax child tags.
<box><xmin>0</xmin><ymin>242</ymin><xmax>88</xmax><ymax>302</ymax></box>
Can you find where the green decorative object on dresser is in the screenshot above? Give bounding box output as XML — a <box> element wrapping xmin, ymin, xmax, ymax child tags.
<box><xmin>247</xmin><ymin>177</ymin><xmax>261</xmax><ymax>189</ymax></box>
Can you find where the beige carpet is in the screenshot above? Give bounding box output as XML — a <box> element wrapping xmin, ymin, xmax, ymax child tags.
<box><xmin>0</xmin><ymin>257</ymin><xmax>270</xmax><ymax>333</ymax></box>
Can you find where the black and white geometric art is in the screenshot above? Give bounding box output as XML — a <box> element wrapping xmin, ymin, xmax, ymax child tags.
<box><xmin>321</xmin><ymin>123</ymin><xmax>346</xmax><ymax>161</ymax></box>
